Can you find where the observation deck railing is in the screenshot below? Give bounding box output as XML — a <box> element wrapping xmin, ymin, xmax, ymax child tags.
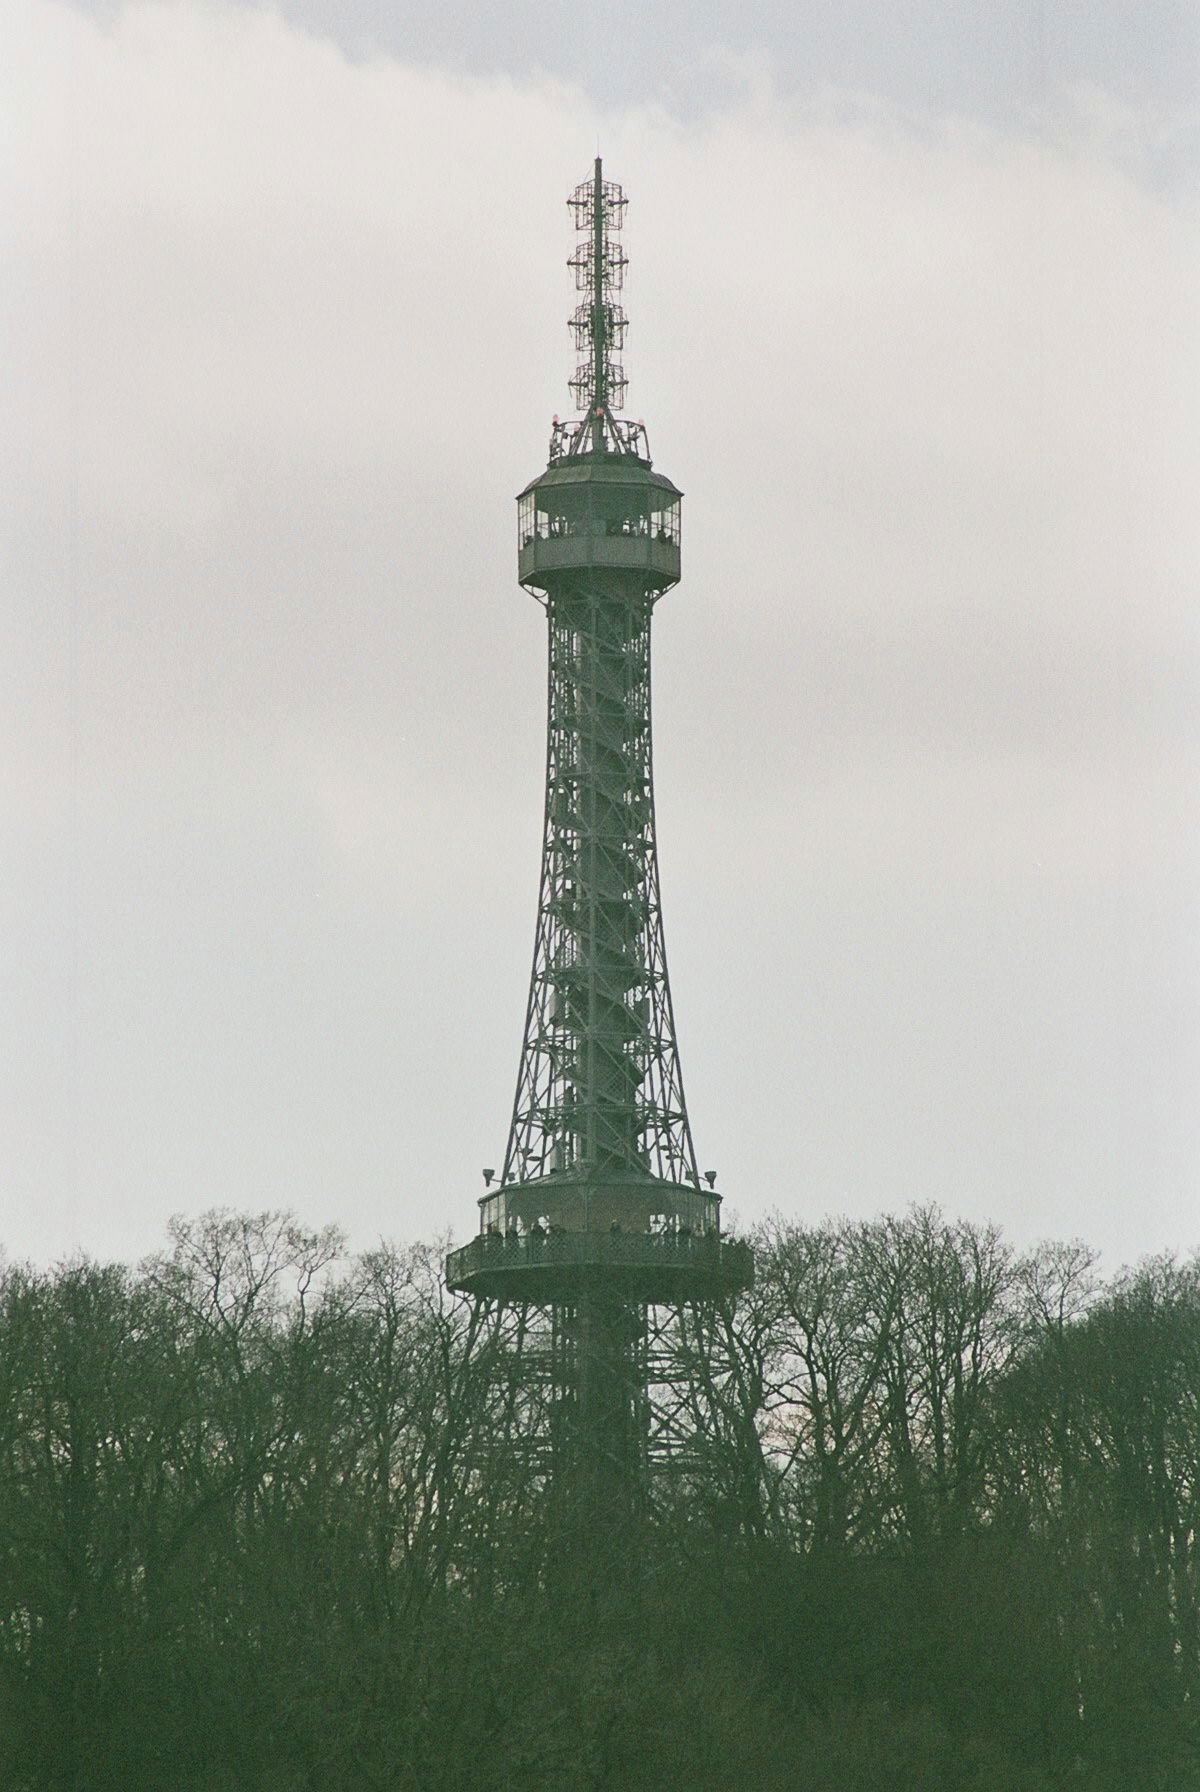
<box><xmin>518</xmin><ymin>528</ymin><xmax>680</xmax><ymax>590</ymax></box>
<box><xmin>445</xmin><ymin>1227</ymin><xmax>752</xmax><ymax>1304</ymax></box>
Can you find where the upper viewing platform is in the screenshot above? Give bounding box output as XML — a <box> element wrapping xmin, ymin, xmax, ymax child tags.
<box><xmin>517</xmin><ymin>456</ymin><xmax>681</xmax><ymax>597</ymax></box>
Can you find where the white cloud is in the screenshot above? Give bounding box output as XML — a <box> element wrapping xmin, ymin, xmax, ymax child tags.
<box><xmin>2</xmin><ymin>0</ymin><xmax>1197</xmax><ymax>1268</ymax></box>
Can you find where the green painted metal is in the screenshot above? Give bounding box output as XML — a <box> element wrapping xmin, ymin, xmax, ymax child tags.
<box><xmin>446</xmin><ymin>163</ymin><xmax>750</xmax><ymax>1510</ymax></box>
<box><xmin>444</xmin><ymin>1228</ymin><xmax>754</xmax><ymax>1304</ymax></box>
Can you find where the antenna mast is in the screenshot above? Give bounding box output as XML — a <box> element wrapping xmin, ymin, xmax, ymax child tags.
<box><xmin>559</xmin><ymin>159</ymin><xmax>642</xmax><ymax>462</ymax></box>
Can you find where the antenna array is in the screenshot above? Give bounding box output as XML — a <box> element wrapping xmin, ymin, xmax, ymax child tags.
<box><xmin>568</xmin><ymin>163</ymin><xmax>628</xmax><ymax>416</ymax></box>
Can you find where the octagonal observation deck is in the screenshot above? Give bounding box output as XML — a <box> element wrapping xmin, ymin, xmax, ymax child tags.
<box><xmin>445</xmin><ymin>1227</ymin><xmax>751</xmax><ymax>1305</ymax></box>
<box><xmin>518</xmin><ymin>454</ymin><xmax>681</xmax><ymax>598</ymax></box>
<box><xmin>445</xmin><ymin>1171</ymin><xmax>752</xmax><ymax>1305</ymax></box>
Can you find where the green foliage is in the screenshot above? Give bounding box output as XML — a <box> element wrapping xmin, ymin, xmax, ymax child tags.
<box><xmin>0</xmin><ymin>1208</ymin><xmax>1198</xmax><ymax>1789</ymax></box>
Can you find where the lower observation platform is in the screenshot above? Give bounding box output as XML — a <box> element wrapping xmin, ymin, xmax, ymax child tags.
<box><xmin>445</xmin><ymin>1228</ymin><xmax>753</xmax><ymax>1305</ymax></box>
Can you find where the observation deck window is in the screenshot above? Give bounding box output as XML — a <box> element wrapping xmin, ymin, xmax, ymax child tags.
<box><xmin>478</xmin><ymin>1181</ymin><xmax>719</xmax><ymax>1241</ymax></box>
<box><xmin>648</xmin><ymin>498</ymin><xmax>680</xmax><ymax>546</ymax></box>
<box><xmin>518</xmin><ymin>490</ymin><xmax>681</xmax><ymax>551</ymax></box>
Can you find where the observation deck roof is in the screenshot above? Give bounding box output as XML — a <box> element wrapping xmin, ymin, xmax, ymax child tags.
<box><xmin>518</xmin><ymin>454</ymin><xmax>681</xmax><ymax>503</ymax></box>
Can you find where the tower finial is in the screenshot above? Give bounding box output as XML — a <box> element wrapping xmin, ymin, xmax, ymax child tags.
<box><xmin>560</xmin><ymin>161</ymin><xmax>640</xmax><ymax>460</ymax></box>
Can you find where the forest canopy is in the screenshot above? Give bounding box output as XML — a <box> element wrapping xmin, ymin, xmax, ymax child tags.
<box><xmin>1</xmin><ymin>1206</ymin><xmax>1197</xmax><ymax>1790</ymax></box>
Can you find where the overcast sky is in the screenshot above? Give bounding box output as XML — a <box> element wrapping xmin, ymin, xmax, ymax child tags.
<box><xmin>3</xmin><ymin>0</ymin><xmax>1198</xmax><ymax>1274</ymax></box>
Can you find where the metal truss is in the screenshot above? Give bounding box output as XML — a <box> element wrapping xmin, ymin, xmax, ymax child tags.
<box><xmin>459</xmin><ymin>1293</ymin><xmax>750</xmax><ymax>1533</ymax></box>
<box><xmin>501</xmin><ymin>580</ymin><xmax>700</xmax><ymax>1191</ymax></box>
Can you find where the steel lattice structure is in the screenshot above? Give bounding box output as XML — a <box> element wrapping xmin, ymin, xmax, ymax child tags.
<box><xmin>504</xmin><ymin>588</ymin><xmax>695</xmax><ymax>1189</ymax></box>
<box><xmin>446</xmin><ymin>160</ymin><xmax>751</xmax><ymax>1517</ymax></box>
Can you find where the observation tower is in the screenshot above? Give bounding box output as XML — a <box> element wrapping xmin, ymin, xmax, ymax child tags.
<box><xmin>445</xmin><ymin>161</ymin><xmax>751</xmax><ymax>1505</ymax></box>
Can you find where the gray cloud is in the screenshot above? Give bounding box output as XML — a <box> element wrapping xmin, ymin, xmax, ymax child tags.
<box><xmin>60</xmin><ymin>0</ymin><xmax>1200</xmax><ymax>150</ymax></box>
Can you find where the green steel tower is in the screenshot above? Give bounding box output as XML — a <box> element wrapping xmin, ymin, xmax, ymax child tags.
<box><xmin>446</xmin><ymin>161</ymin><xmax>751</xmax><ymax>1505</ymax></box>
